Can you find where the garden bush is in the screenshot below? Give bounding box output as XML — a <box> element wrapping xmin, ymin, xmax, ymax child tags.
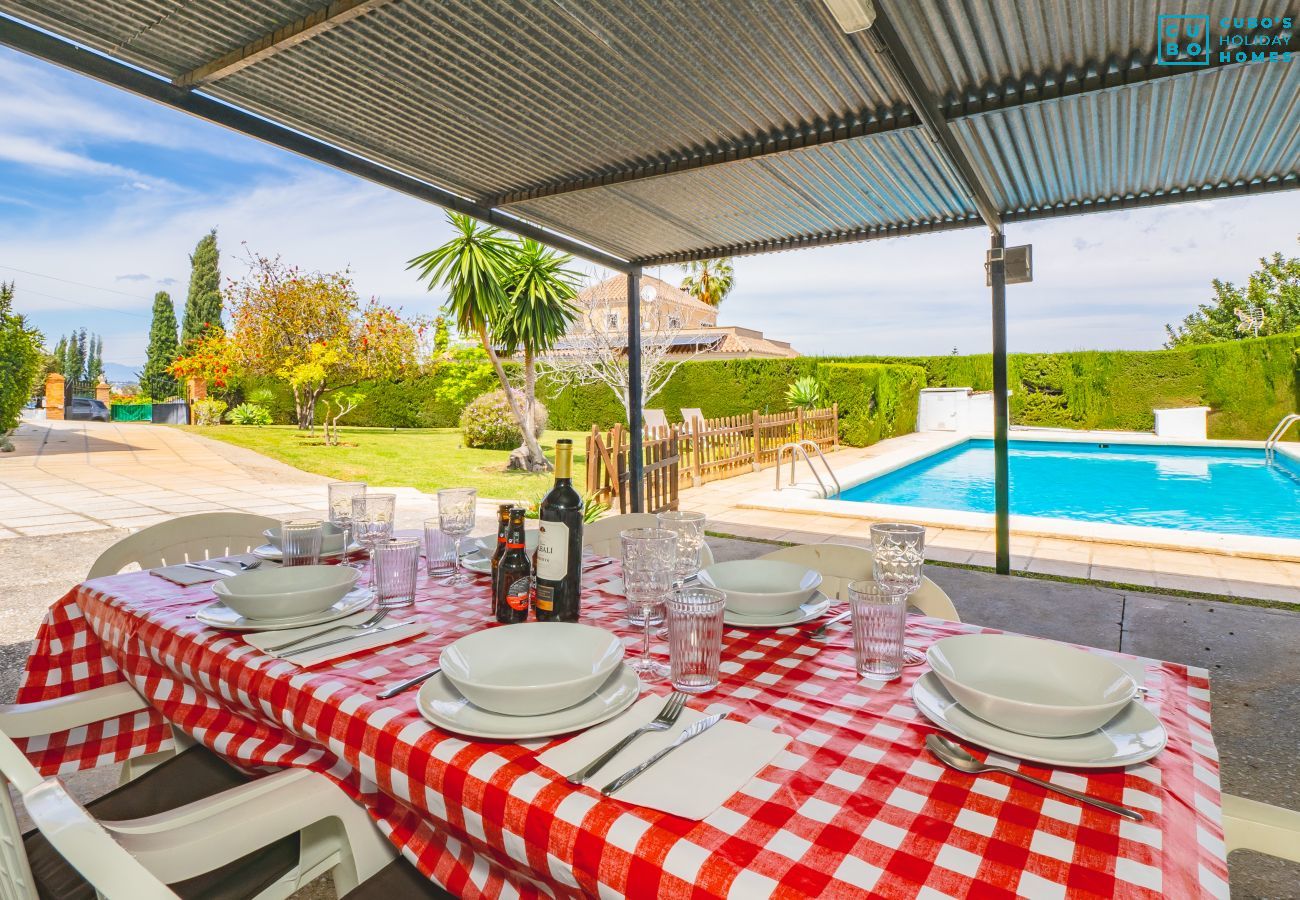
<box><xmin>460</xmin><ymin>390</ymin><xmax>546</xmax><ymax>450</ymax></box>
<box><xmin>820</xmin><ymin>363</ymin><xmax>927</xmax><ymax>446</ymax></box>
<box><xmin>193</xmin><ymin>398</ymin><xmax>228</xmax><ymax>426</ymax></box>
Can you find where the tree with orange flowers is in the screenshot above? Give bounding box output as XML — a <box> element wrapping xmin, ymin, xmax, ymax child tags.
<box><xmin>227</xmin><ymin>254</ymin><xmax>420</xmax><ymax>429</ymax></box>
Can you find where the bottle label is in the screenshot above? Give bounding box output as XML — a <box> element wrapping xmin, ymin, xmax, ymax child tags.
<box><xmin>505</xmin><ymin>576</ymin><xmax>531</xmax><ymax>611</ymax></box>
<box><xmin>534</xmin><ymin>583</ymin><xmax>554</xmax><ymax>612</ymax></box>
<box><xmin>535</xmin><ymin>520</ymin><xmax>569</xmax><ymax>580</ymax></box>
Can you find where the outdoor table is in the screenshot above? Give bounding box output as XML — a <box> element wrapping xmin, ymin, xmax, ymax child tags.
<box><xmin>17</xmin><ymin>560</ymin><xmax>1230</xmax><ymax>898</ymax></box>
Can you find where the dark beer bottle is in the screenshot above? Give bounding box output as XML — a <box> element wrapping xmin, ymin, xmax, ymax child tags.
<box><xmin>533</xmin><ymin>439</ymin><xmax>584</xmax><ymax>622</ymax></box>
<box><xmin>489</xmin><ymin>502</ymin><xmax>512</xmax><ymax>593</ymax></box>
<box><xmin>494</xmin><ymin>507</ymin><xmax>531</xmax><ymax>624</ymax></box>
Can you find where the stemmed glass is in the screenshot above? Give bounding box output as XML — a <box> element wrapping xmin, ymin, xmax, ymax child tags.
<box><xmin>437</xmin><ymin>488</ymin><xmax>477</xmax><ymax>586</ymax></box>
<box><xmin>619</xmin><ymin>528</ymin><xmax>676</xmax><ymax>682</ymax></box>
<box><xmin>657</xmin><ymin>510</ymin><xmax>707</xmax><ymax>588</ymax></box>
<box><xmin>327</xmin><ymin>481</ymin><xmax>366</xmax><ymax>567</ymax></box>
<box><xmin>870</xmin><ymin>523</ymin><xmax>926</xmax><ymax>595</ymax></box>
<box><xmin>351</xmin><ymin>493</ymin><xmax>396</xmax><ymax>578</ymax></box>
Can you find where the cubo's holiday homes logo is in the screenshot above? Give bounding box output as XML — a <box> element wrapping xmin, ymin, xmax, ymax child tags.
<box><xmin>1159</xmin><ymin>14</ymin><xmax>1289</xmax><ymax>65</ymax></box>
<box><xmin>1157</xmin><ymin>14</ymin><xmax>1294</xmax><ymax>65</ymax></box>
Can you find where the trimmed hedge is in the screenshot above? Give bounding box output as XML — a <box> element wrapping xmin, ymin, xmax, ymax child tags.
<box><xmin>821</xmin><ymin>363</ymin><xmax>927</xmax><ymax>446</ymax></box>
<box><xmin>863</xmin><ymin>331</ymin><xmax>1300</xmax><ymax>438</ymax></box>
<box><xmin>217</xmin><ymin>331</ymin><xmax>1300</xmax><ymax>445</ymax></box>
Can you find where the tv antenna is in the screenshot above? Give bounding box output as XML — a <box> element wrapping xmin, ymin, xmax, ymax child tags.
<box><xmin>1234</xmin><ymin>305</ymin><xmax>1264</xmax><ymax>337</ymax></box>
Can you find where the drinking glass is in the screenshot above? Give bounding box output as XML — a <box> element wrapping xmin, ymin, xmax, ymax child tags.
<box><xmin>619</xmin><ymin>528</ymin><xmax>676</xmax><ymax>682</ymax></box>
<box><xmin>423</xmin><ymin>518</ymin><xmax>457</xmax><ymax>578</ymax></box>
<box><xmin>848</xmin><ymin>580</ymin><xmax>908</xmax><ymax>680</ymax></box>
<box><xmin>352</xmin><ymin>493</ymin><xmax>396</xmax><ymax>576</ymax></box>
<box><xmin>666</xmin><ymin>586</ymin><xmax>726</xmax><ymax>694</ymax></box>
<box><xmin>280</xmin><ymin>520</ymin><xmax>323</xmax><ymax>567</ymax></box>
<box><xmin>327</xmin><ymin>481</ymin><xmax>366</xmax><ymax>567</ymax></box>
<box><xmin>871</xmin><ymin>523</ymin><xmax>926</xmax><ymax>596</ymax></box>
<box><xmin>656</xmin><ymin>510</ymin><xmax>708</xmax><ymax>587</ymax></box>
<box><xmin>437</xmin><ymin>488</ymin><xmax>477</xmax><ymax>586</ymax></box>
<box><xmin>372</xmin><ymin>538</ymin><xmax>420</xmax><ymax>608</ymax></box>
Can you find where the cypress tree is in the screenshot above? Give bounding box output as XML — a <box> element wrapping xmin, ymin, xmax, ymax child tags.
<box><xmin>143</xmin><ymin>291</ymin><xmax>180</xmax><ymax>399</ymax></box>
<box><xmin>182</xmin><ymin>229</ymin><xmax>222</xmax><ymax>344</ymax></box>
<box><xmin>87</xmin><ymin>334</ymin><xmax>104</xmax><ymax>381</ymax></box>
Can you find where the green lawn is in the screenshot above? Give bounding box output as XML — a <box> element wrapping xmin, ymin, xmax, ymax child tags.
<box><xmin>185</xmin><ymin>425</ymin><xmax>590</xmax><ymax>501</ymax></box>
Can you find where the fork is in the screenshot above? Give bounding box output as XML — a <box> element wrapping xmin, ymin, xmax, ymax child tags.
<box><xmin>270</xmin><ymin>609</ymin><xmax>389</xmax><ymax>651</ymax></box>
<box><xmin>566</xmin><ymin>692</ymin><xmax>688</xmax><ymax>785</ymax></box>
<box><xmin>183</xmin><ymin>559</ymin><xmax>263</xmax><ymax>577</ymax></box>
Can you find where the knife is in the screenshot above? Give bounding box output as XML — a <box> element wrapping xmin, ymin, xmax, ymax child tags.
<box><xmin>183</xmin><ymin>562</ymin><xmax>239</xmax><ymax>578</ymax></box>
<box><xmin>601</xmin><ymin>712</ymin><xmax>728</xmax><ymax>796</ymax></box>
<box><xmin>378</xmin><ymin>666</ymin><xmax>442</xmax><ymax>699</ymax></box>
<box><xmin>811</xmin><ymin>609</ymin><xmax>850</xmax><ymax>638</ymax></box>
<box><xmin>283</xmin><ymin>623</ymin><xmax>406</xmax><ymax>656</ymax></box>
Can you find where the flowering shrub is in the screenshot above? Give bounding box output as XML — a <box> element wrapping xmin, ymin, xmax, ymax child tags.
<box><xmin>193</xmin><ymin>398</ymin><xmax>228</xmax><ymax>426</ymax></box>
<box><xmin>459</xmin><ymin>390</ymin><xmax>546</xmax><ymax>450</ymax></box>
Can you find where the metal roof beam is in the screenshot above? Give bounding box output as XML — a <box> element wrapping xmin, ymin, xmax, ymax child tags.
<box><xmin>0</xmin><ymin>16</ymin><xmax>634</xmax><ymax>274</ymax></box>
<box><xmin>861</xmin><ymin>6</ymin><xmax>1002</xmax><ymax>231</ymax></box>
<box><xmin>174</xmin><ymin>0</ymin><xmax>394</xmax><ymax>87</ymax></box>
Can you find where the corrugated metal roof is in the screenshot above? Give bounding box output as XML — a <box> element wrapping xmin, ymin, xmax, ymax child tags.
<box><xmin>1</xmin><ymin>0</ymin><xmax>1295</xmax><ymax>267</ymax></box>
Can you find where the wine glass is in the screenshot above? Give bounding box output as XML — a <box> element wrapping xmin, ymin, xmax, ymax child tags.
<box><xmin>327</xmin><ymin>481</ymin><xmax>366</xmax><ymax>567</ymax></box>
<box><xmin>870</xmin><ymin>523</ymin><xmax>926</xmax><ymax>596</ymax></box>
<box><xmin>437</xmin><ymin>488</ymin><xmax>477</xmax><ymax>586</ymax></box>
<box><xmin>656</xmin><ymin>510</ymin><xmax>707</xmax><ymax>588</ymax></box>
<box><xmin>619</xmin><ymin>527</ymin><xmax>676</xmax><ymax>682</ymax></box>
<box><xmin>351</xmin><ymin>493</ymin><xmax>396</xmax><ymax>578</ymax></box>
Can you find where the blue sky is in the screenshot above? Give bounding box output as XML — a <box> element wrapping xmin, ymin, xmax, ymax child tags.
<box><xmin>2</xmin><ymin>46</ymin><xmax>1297</xmax><ymax>374</ymax></box>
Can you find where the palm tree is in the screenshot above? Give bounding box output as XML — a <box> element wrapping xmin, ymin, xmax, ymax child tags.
<box><xmin>407</xmin><ymin>213</ymin><xmax>549</xmax><ymax>471</ymax></box>
<box><xmin>680</xmin><ymin>257</ymin><xmax>735</xmax><ymax>307</ymax></box>
<box><xmin>498</xmin><ymin>239</ymin><xmax>581</xmax><ymax>465</ymax></box>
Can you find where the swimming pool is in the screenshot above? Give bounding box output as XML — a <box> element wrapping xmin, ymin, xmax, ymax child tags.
<box><xmin>838</xmin><ymin>439</ymin><xmax>1300</xmax><ymax>540</ymax></box>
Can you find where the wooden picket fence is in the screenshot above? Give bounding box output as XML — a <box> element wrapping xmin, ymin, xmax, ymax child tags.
<box><xmin>585</xmin><ymin>405</ymin><xmax>837</xmax><ymax>510</ymax></box>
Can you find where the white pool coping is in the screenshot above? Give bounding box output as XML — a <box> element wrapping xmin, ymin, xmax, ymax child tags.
<box><xmin>741</xmin><ymin>430</ymin><xmax>1300</xmax><ymax>563</ymax></box>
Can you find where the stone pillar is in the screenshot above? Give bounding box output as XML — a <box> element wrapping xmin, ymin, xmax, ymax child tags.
<box><xmin>95</xmin><ymin>375</ymin><xmax>111</xmax><ymax>405</ymax></box>
<box><xmin>188</xmin><ymin>378</ymin><xmax>208</xmax><ymax>403</ymax></box>
<box><xmin>45</xmin><ymin>373</ymin><xmax>65</xmax><ymax>420</ymax></box>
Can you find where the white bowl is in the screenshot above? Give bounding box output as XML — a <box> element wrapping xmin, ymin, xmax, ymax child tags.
<box><xmin>926</xmin><ymin>634</ymin><xmax>1138</xmax><ymax>738</ymax></box>
<box><xmin>212</xmin><ymin>565</ymin><xmax>359</xmax><ymax>620</ymax></box>
<box><xmin>697</xmin><ymin>560</ymin><xmax>822</xmax><ymax>617</ymax></box>
<box><xmin>264</xmin><ymin>522</ymin><xmax>347</xmax><ymax>555</ymax></box>
<box><xmin>439</xmin><ymin>622</ymin><xmax>624</xmax><ymax>716</ymax></box>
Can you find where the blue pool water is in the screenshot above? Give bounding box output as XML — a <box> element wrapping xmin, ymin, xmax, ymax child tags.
<box><xmin>839</xmin><ymin>440</ymin><xmax>1300</xmax><ymax>539</ymax></box>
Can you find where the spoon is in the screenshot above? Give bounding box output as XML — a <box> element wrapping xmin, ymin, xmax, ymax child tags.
<box><xmin>925</xmin><ymin>734</ymin><xmax>1143</xmax><ymax>821</ymax></box>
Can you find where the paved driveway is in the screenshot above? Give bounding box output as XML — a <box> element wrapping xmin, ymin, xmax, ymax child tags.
<box><xmin>1</xmin><ymin>415</ymin><xmax>337</xmax><ymax>537</ymax></box>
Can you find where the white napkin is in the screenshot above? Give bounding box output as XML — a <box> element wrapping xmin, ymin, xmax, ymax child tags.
<box><xmin>151</xmin><ymin>555</ymin><xmax>263</xmax><ymax>586</ymax></box>
<box><xmin>244</xmin><ymin>619</ymin><xmax>425</xmax><ymax>667</ymax></box>
<box><xmin>537</xmin><ymin>695</ymin><xmax>790</xmax><ymax>820</ymax></box>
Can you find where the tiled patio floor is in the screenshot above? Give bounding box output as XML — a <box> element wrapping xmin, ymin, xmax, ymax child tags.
<box><xmin>680</xmin><ymin>433</ymin><xmax>1300</xmax><ymax>605</ymax></box>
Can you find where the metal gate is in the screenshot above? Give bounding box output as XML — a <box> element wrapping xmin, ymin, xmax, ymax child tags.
<box><xmin>63</xmin><ymin>378</ymin><xmax>96</xmax><ymax>419</ymax></box>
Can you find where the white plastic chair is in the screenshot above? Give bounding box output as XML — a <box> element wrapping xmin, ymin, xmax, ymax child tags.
<box><xmin>584</xmin><ymin>513</ymin><xmax>715</xmax><ymax>567</ymax></box>
<box><xmin>1</xmin><ymin>715</ymin><xmax>394</xmax><ymax>899</ymax></box>
<box><xmin>679</xmin><ymin>408</ymin><xmax>704</xmax><ymax>433</ymax></box>
<box><xmin>88</xmin><ymin>512</ymin><xmax>279</xmax><ymax>578</ymax></box>
<box><xmin>757</xmin><ymin>543</ymin><xmax>960</xmax><ymax>622</ymax></box>
<box><xmin>1222</xmin><ymin>793</ymin><xmax>1300</xmax><ymax>864</ymax></box>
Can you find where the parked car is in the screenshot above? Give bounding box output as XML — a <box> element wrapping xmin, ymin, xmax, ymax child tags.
<box><xmin>68</xmin><ymin>398</ymin><xmax>110</xmax><ymax>422</ymax></box>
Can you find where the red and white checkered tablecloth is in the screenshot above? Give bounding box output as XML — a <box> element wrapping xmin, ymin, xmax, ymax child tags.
<box><xmin>17</xmin><ymin>561</ymin><xmax>1229</xmax><ymax>899</ymax></box>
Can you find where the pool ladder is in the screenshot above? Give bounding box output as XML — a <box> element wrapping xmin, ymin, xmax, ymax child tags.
<box><xmin>775</xmin><ymin>440</ymin><xmax>841</xmax><ymax>499</ymax></box>
<box><xmin>1264</xmin><ymin>413</ymin><xmax>1300</xmax><ymax>463</ymax></box>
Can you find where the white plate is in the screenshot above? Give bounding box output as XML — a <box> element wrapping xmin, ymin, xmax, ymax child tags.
<box><xmin>911</xmin><ymin>671</ymin><xmax>1167</xmax><ymax>768</ymax></box>
<box><xmin>417</xmin><ymin>664</ymin><xmax>641</xmax><ymax>740</ymax></box>
<box><xmin>252</xmin><ymin>543</ymin><xmax>363</xmax><ymax>562</ymax></box>
<box><xmin>723</xmin><ymin>593</ymin><xmax>833</xmax><ymax>628</ymax></box>
<box><xmin>194</xmin><ymin>588</ymin><xmax>372</xmax><ymax>631</ymax></box>
<box><xmin>461</xmin><ymin>555</ymin><xmax>493</xmax><ymax>575</ymax></box>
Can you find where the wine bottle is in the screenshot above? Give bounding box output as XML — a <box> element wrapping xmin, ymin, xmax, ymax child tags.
<box><xmin>533</xmin><ymin>439</ymin><xmax>584</xmax><ymax>622</ymax></box>
<box><xmin>494</xmin><ymin>507</ymin><xmax>531</xmax><ymax>624</ymax></box>
<box><xmin>489</xmin><ymin>502</ymin><xmax>512</xmax><ymax>595</ymax></box>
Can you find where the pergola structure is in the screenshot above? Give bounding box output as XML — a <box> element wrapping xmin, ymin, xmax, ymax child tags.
<box><xmin>3</xmin><ymin>0</ymin><xmax>1296</xmax><ymax>572</ymax></box>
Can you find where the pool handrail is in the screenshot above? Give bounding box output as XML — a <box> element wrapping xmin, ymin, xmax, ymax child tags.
<box><xmin>1265</xmin><ymin>413</ymin><xmax>1300</xmax><ymax>462</ymax></box>
<box><xmin>776</xmin><ymin>440</ymin><xmax>841</xmax><ymax>499</ymax></box>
